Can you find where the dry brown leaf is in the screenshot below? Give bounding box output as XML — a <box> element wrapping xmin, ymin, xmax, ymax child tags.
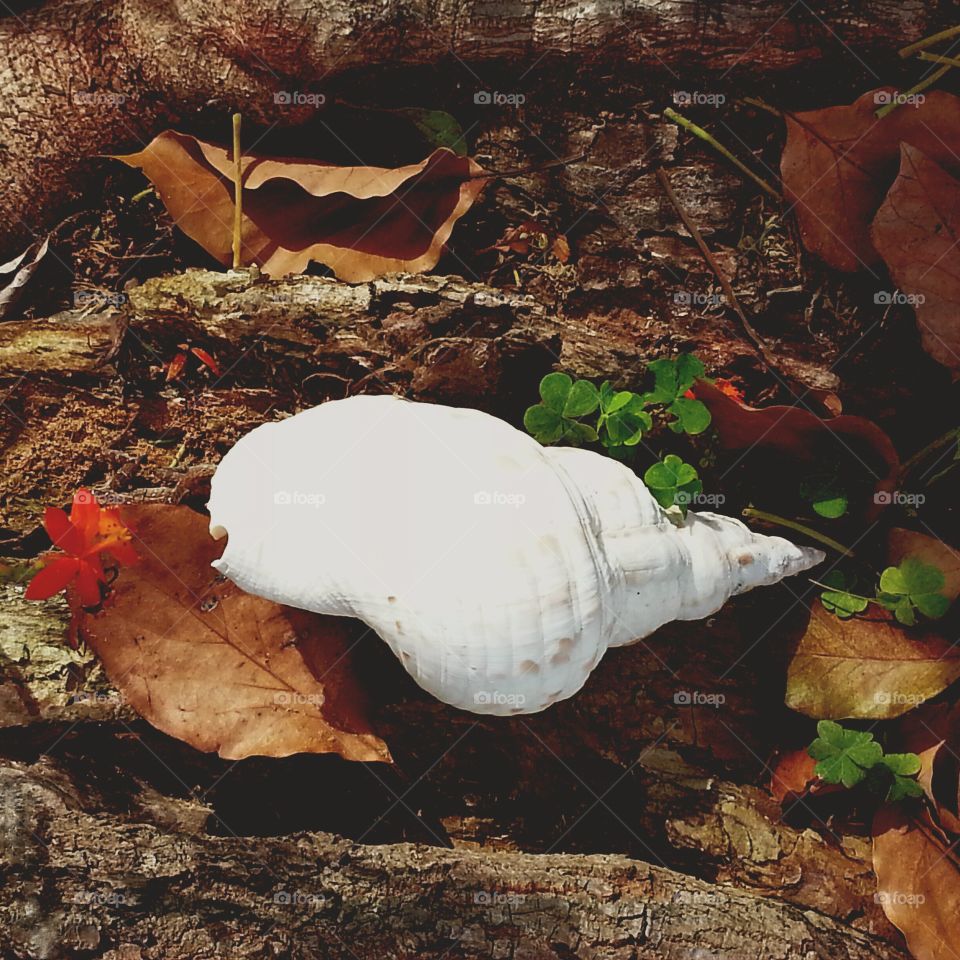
<box><xmin>693</xmin><ymin>380</ymin><xmax>899</xmax><ymax>517</ymax></box>
<box><xmin>785</xmin><ymin>602</ymin><xmax>960</xmax><ymax>720</ymax></box>
<box><xmin>871</xmin><ymin>145</ymin><xmax>960</xmax><ymax>375</ymax></box>
<box><xmin>781</xmin><ymin>89</ymin><xmax>960</xmax><ymax>271</ymax></box>
<box><xmin>79</xmin><ymin>504</ymin><xmax>390</xmax><ymax>763</ymax></box>
<box><xmin>113</xmin><ymin>130</ymin><xmax>487</xmax><ymax>282</ymax></box>
<box><xmin>873</xmin><ymin>804</ymin><xmax>960</xmax><ymax>960</ymax></box>
<box><xmin>770</xmin><ymin>748</ymin><xmax>818</xmax><ymax>803</ymax></box>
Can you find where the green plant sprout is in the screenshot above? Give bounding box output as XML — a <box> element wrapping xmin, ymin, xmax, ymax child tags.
<box><xmin>817</xmin><ymin>557</ymin><xmax>950</xmax><ymax>626</ymax></box>
<box><xmin>523</xmin><ymin>353</ymin><xmax>712</xmax><ymax>450</ymax></box>
<box><xmin>808</xmin><ymin>720</ymin><xmax>922</xmax><ymax>802</ymax></box>
<box><xmin>799</xmin><ymin>470</ymin><xmax>848</xmax><ymax>519</ymax></box>
<box><xmin>643</xmin><ymin>454</ymin><xmax>702</xmax><ymax>514</ymax></box>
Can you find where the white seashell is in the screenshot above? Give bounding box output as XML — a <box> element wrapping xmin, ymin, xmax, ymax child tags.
<box><xmin>207</xmin><ymin>395</ymin><xmax>824</xmax><ymax>715</ymax></box>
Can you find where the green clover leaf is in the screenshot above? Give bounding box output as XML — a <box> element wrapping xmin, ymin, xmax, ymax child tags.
<box><xmin>820</xmin><ymin>570</ymin><xmax>869</xmax><ymax>619</ymax></box>
<box><xmin>643</xmin><ymin>454</ymin><xmax>703</xmax><ymax>512</ymax></box>
<box><xmin>878</xmin><ymin>557</ymin><xmax>950</xmax><ymax>625</ymax></box>
<box><xmin>808</xmin><ymin>720</ymin><xmax>883</xmax><ymax>789</ymax></box>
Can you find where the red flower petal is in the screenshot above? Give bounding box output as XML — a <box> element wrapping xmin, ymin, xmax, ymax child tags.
<box><xmin>190</xmin><ymin>346</ymin><xmax>221</xmax><ymax>377</ymax></box>
<box><xmin>43</xmin><ymin>507</ymin><xmax>84</xmax><ymax>556</ymax></box>
<box><xmin>24</xmin><ymin>557</ymin><xmax>80</xmax><ymax>600</ymax></box>
<box><xmin>106</xmin><ymin>540</ymin><xmax>139</xmax><ymax>566</ymax></box>
<box><xmin>76</xmin><ymin>560</ymin><xmax>103</xmax><ymax>607</ymax></box>
<box><xmin>71</xmin><ymin>488</ymin><xmax>100</xmax><ymax>544</ymax></box>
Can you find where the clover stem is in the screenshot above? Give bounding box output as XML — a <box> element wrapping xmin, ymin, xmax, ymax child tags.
<box><xmin>898</xmin><ymin>25</ymin><xmax>960</xmax><ymax>58</ymax></box>
<box><xmin>663</xmin><ymin>108</ymin><xmax>781</xmax><ymax>200</ymax></box>
<box><xmin>231</xmin><ymin>112</ymin><xmax>242</xmax><ymax>270</ymax></box>
<box><xmin>875</xmin><ymin>62</ymin><xmax>953</xmax><ymax>118</ymax></box>
<box><xmin>807</xmin><ymin>579</ymin><xmax>875</xmax><ymax>605</ymax></box>
<box><xmin>741</xmin><ymin>507</ymin><xmax>855</xmax><ymax>558</ymax></box>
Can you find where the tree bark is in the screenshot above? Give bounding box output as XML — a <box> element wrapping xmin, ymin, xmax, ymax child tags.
<box><xmin>0</xmin><ymin>755</ymin><xmax>908</xmax><ymax>960</ymax></box>
<box><xmin>0</xmin><ymin>0</ymin><xmax>947</xmax><ymax>255</ymax></box>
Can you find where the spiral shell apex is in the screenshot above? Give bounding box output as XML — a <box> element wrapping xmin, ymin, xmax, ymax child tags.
<box><xmin>207</xmin><ymin>395</ymin><xmax>824</xmax><ymax>715</ymax></box>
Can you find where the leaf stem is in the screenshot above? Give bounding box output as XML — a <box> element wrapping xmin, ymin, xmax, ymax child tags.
<box><xmin>875</xmin><ymin>63</ymin><xmax>953</xmax><ymax>118</ymax></box>
<box><xmin>899</xmin><ymin>25</ymin><xmax>960</xmax><ymax>58</ymax></box>
<box><xmin>231</xmin><ymin>113</ymin><xmax>242</xmax><ymax>270</ymax></box>
<box><xmin>662</xmin><ymin>107</ymin><xmax>781</xmax><ymax>200</ymax></box>
<box><xmin>742</xmin><ymin>507</ymin><xmax>855</xmax><ymax>557</ymax></box>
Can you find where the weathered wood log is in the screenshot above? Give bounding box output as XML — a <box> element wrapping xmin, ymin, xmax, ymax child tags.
<box><xmin>0</xmin><ymin>756</ymin><xmax>908</xmax><ymax>959</ymax></box>
<box><xmin>0</xmin><ymin>0</ymin><xmax>948</xmax><ymax>255</ymax></box>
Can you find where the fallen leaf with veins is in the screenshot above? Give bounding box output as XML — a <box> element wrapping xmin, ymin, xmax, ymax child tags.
<box><xmin>873</xmin><ymin>804</ymin><xmax>960</xmax><ymax>960</ymax></box>
<box><xmin>693</xmin><ymin>380</ymin><xmax>899</xmax><ymax>517</ymax></box>
<box><xmin>897</xmin><ymin>702</ymin><xmax>960</xmax><ymax>835</ymax></box>
<box><xmin>781</xmin><ymin>89</ymin><xmax>960</xmax><ymax>271</ymax></box>
<box><xmin>770</xmin><ymin>748</ymin><xmax>818</xmax><ymax>803</ymax></box>
<box><xmin>872</xmin><ymin>145</ymin><xmax>960</xmax><ymax>376</ymax></box>
<box><xmin>785</xmin><ymin>602</ymin><xmax>960</xmax><ymax>720</ymax></box>
<box><xmin>113</xmin><ymin>131</ymin><xmax>487</xmax><ymax>282</ymax></box>
<box><xmin>79</xmin><ymin>504</ymin><xmax>391</xmax><ymax>763</ymax></box>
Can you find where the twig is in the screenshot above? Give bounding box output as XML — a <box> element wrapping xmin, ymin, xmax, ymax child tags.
<box><xmin>740</xmin><ymin>96</ymin><xmax>782</xmax><ymax>118</ymax></box>
<box><xmin>899</xmin><ymin>25</ymin><xmax>960</xmax><ymax>58</ymax></box>
<box><xmin>875</xmin><ymin>63</ymin><xmax>952</xmax><ymax>118</ymax></box>
<box><xmin>231</xmin><ymin>113</ymin><xmax>242</xmax><ymax>270</ymax></box>
<box><xmin>662</xmin><ymin>107</ymin><xmax>781</xmax><ymax>200</ymax></box>
<box><xmin>655</xmin><ymin>168</ymin><xmax>785</xmax><ymax>381</ymax></box>
<box><xmin>742</xmin><ymin>507</ymin><xmax>855</xmax><ymax>558</ymax></box>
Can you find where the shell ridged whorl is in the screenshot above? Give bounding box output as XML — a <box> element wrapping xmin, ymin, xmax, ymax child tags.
<box><xmin>207</xmin><ymin>395</ymin><xmax>823</xmax><ymax>715</ymax></box>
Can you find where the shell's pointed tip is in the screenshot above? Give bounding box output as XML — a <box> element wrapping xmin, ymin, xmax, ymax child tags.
<box><xmin>798</xmin><ymin>545</ymin><xmax>827</xmax><ymax>571</ymax></box>
<box><xmin>209</xmin><ymin>522</ymin><xmax>227</xmax><ymax>541</ymax></box>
